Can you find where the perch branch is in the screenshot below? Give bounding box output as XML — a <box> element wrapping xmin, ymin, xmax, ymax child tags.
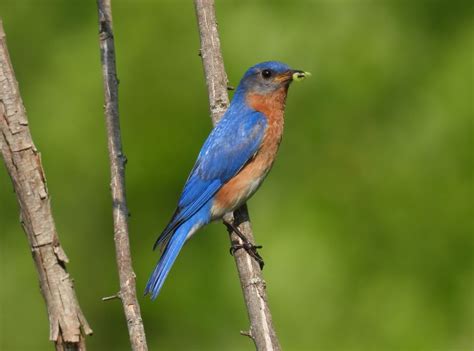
<box><xmin>96</xmin><ymin>2</ymin><xmax>148</xmax><ymax>350</ymax></box>
<box><xmin>193</xmin><ymin>1</ymin><xmax>282</xmax><ymax>350</ymax></box>
<box><xmin>0</xmin><ymin>20</ymin><xmax>92</xmax><ymax>350</ymax></box>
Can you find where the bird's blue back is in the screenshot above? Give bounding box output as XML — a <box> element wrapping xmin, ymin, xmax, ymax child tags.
<box><xmin>153</xmin><ymin>96</ymin><xmax>267</xmax><ymax>250</ymax></box>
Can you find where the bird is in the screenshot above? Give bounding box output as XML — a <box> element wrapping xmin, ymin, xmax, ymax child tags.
<box><xmin>145</xmin><ymin>61</ymin><xmax>309</xmax><ymax>299</ymax></box>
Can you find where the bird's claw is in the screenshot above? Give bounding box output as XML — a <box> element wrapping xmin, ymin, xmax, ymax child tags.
<box><xmin>230</xmin><ymin>241</ymin><xmax>265</xmax><ymax>270</ymax></box>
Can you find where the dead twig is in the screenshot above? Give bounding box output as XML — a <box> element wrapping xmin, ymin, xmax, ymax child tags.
<box><xmin>96</xmin><ymin>2</ymin><xmax>148</xmax><ymax>350</ymax></box>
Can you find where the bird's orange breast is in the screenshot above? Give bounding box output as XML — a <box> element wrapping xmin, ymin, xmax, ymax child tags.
<box><xmin>211</xmin><ymin>88</ymin><xmax>287</xmax><ymax>218</ymax></box>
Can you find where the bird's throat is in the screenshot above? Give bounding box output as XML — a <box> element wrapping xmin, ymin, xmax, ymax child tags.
<box><xmin>246</xmin><ymin>87</ymin><xmax>288</xmax><ymax>116</ymax></box>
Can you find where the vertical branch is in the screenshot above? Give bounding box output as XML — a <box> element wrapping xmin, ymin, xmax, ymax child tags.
<box><xmin>0</xmin><ymin>20</ymin><xmax>92</xmax><ymax>350</ymax></box>
<box><xmin>96</xmin><ymin>2</ymin><xmax>148</xmax><ymax>350</ymax></box>
<box><xmin>194</xmin><ymin>0</ymin><xmax>229</xmax><ymax>124</ymax></box>
<box><xmin>193</xmin><ymin>1</ymin><xmax>282</xmax><ymax>350</ymax></box>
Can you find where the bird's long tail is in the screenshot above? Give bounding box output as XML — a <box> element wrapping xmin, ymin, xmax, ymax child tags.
<box><xmin>145</xmin><ymin>221</ymin><xmax>198</xmax><ymax>299</ymax></box>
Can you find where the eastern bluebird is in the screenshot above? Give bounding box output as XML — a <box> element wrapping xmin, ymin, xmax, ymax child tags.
<box><xmin>145</xmin><ymin>61</ymin><xmax>309</xmax><ymax>299</ymax></box>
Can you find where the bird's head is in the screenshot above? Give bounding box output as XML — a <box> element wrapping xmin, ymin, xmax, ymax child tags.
<box><xmin>237</xmin><ymin>61</ymin><xmax>310</xmax><ymax>96</ymax></box>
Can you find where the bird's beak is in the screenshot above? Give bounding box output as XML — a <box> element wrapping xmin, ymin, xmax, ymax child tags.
<box><xmin>275</xmin><ymin>69</ymin><xmax>311</xmax><ymax>83</ymax></box>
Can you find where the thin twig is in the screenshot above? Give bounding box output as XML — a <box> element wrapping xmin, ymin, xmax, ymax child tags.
<box><xmin>193</xmin><ymin>1</ymin><xmax>282</xmax><ymax>350</ymax></box>
<box><xmin>96</xmin><ymin>2</ymin><xmax>148</xmax><ymax>350</ymax></box>
<box><xmin>102</xmin><ymin>293</ymin><xmax>121</xmax><ymax>302</ymax></box>
<box><xmin>0</xmin><ymin>20</ymin><xmax>92</xmax><ymax>350</ymax></box>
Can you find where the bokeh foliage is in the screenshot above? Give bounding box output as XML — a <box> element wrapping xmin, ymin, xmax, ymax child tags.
<box><xmin>0</xmin><ymin>1</ymin><xmax>472</xmax><ymax>350</ymax></box>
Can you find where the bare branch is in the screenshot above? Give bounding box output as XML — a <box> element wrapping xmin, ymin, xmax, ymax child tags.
<box><xmin>193</xmin><ymin>1</ymin><xmax>282</xmax><ymax>350</ymax></box>
<box><xmin>96</xmin><ymin>2</ymin><xmax>148</xmax><ymax>350</ymax></box>
<box><xmin>194</xmin><ymin>0</ymin><xmax>229</xmax><ymax>124</ymax></box>
<box><xmin>0</xmin><ymin>20</ymin><xmax>92</xmax><ymax>350</ymax></box>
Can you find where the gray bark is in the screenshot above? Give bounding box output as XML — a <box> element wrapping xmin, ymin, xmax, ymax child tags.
<box><xmin>0</xmin><ymin>20</ymin><xmax>92</xmax><ymax>351</ymax></box>
<box><xmin>193</xmin><ymin>1</ymin><xmax>282</xmax><ymax>350</ymax></box>
<box><xmin>96</xmin><ymin>2</ymin><xmax>148</xmax><ymax>350</ymax></box>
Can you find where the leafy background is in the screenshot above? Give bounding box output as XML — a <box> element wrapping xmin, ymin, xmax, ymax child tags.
<box><xmin>0</xmin><ymin>1</ymin><xmax>472</xmax><ymax>350</ymax></box>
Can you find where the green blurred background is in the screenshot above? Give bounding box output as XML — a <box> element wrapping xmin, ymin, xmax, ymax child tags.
<box><xmin>0</xmin><ymin>1</ymin><xmax>472</xmax><ymax>350</ymax></box>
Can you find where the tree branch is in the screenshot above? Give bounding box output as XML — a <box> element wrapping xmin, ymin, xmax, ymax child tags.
<box><xmin>0</xmin><ymin>20</ymin><xmax>92</xmax><ymax>350</ymax></box>
<box><xmin>193</xmin><ymin>1</ymin><xmax>282</xmax><ymax>350</ymax></box>
<box><xmin>96</xmin><ymin>2</ymin><xmax>148</xmax><ymax>350</ymax></box>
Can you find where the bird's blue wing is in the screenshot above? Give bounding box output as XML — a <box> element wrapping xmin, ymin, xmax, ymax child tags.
<box><xmin>154</xmin><ymin>109</ymin><xmax>267</xmax><ymax>250</ymax></box>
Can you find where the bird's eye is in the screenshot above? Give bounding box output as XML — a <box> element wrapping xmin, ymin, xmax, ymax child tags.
<box><xmin>261</xmin><ymin>69</ymin><xmax>272</xmax><ymax>79</ymax></box>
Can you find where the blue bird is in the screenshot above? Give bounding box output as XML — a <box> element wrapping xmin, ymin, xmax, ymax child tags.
<box><xmin>145</xmin><ymin>61</ymin><xmax>309</xmax><ymax>299</ymax></box>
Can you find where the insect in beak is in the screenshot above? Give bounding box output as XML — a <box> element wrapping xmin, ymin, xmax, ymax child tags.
<box><xmin>292</xmin><ymin>70</ymin><xmax>311</xmax><ymax>82</ymax></box>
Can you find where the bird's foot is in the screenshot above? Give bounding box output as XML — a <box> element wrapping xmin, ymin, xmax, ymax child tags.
<box><xmin>229</xmin><ymin>241</ymin><xmax>265</xmax><ymax>270</ymax></box>
<box><xmin>224</xmin><ymin>219</ymin><xmax>265</xmax><ymax>269</ymax></box>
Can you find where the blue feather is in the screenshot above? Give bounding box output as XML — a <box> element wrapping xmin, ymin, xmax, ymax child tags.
<box><xmin>153</xmin><ymin>106</ymin><xmax>267</xmax><ymax>251</ymax></box>
<box><xmin>153</xmin><ymin>179</ymin><xmax>221</xmax><ymax>250</ymax></box>
<box><xmin>146</xmin><ymin>204</ymin><xmax>211</xmax><ymax>299</ymax></box>
<box><xmin>145</xmin><ymin>225</ymin><xmax>188</xmax><ymax>299</ymax></box>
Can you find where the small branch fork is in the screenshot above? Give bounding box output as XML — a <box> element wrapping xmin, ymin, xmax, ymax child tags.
<box><xmin>96</xmin><ymin>1</ymin><xmax>148</xmax><ymax>350</ymax></box>
<box><xmin>193</xmin><ymin>1</ymin><xmax>282</xmax><ymax>350</ymax></box>
<box><xmin>0</xmin><ymin>20</ymin><xmax>92</xmax><ymax>350</ymax></box>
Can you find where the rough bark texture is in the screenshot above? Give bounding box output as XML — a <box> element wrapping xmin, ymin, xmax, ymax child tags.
<box><xmin>96</xmin><ymin>2</ymin><xmax>148</xmax><ymax>350</ymax></box>
<box><xmin>194</xmin><ymin>1</ymin><xmax>282</xmax><ymax>350</ymax></box>
<box><xmin>194</xmin><ymin>0</ymin><xmax>230</xmax><ymax>124</ymax></box>
<box><xmin>0</xmin><ymin>20</ymin><xmax>92</xmax><ymax>351</ymax></box>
